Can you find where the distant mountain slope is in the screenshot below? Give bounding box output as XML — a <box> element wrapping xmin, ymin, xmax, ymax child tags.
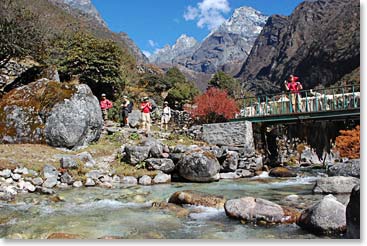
<box><xmin>49</xmin><ymin>0</ymin><xmax>148</xmax><ymax>64</ymax></box>
<box><xmin>150</xmin><ymin>6</ymin><xmax>267</xmax><ymax>76</ymax></box>
<box><xmin>237</xmin><ymin>0</ymin><xmax>360</xmax><ymax>92</ymax></box>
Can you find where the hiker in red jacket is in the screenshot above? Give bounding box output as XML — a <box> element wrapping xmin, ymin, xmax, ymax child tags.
<box><xmin>100</xmin><ymin>93</ymin><xmax>113</xmax><ymax>121</ymax></box>
<box><xmin>285</xmin><ymin>75</ymin><xmax>303</xmax><ymax>112</ymax></box>
<box><xmin>140</xmin><ymin>96</ymin><xmax>152</xmax><ymax>135</ymax></box>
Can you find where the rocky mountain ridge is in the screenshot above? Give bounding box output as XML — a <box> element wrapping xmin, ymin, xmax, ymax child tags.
<box><xmin>150</xmin><ymin>6</ymin><xmax>268</xmax><ymax>76</ymax></box>
<box><xmin>237</xmin><ymin>0</ymin><xmax>360</xmax><ymax>92</ymax></box>
<box><xmin>49</xmin><ymin>0</ymin><xmax>148</xmax><ymax>64</ymax></box>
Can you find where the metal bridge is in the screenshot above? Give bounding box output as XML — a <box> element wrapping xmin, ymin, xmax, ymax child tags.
<box><xmin>233</xmin><ymin>85</ymin><xmax>360</xmax><ymax>123</ymax></box>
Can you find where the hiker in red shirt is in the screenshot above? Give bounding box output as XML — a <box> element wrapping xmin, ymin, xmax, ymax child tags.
<box><xmin>285</xmin><ymin>75</ymin><xmax>303</xmax><ymax>112</ymax></box>
<box><xmin>100</xmin><ymin>93</ymin><xmax>113</xmax><ymax>121</ymax></box>
<box><xmin>140</xmin><ymin>96</ymin><xmax>152</xmax><ymax>135</ymax></box>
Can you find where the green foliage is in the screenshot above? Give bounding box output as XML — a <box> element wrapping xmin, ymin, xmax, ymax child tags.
<box><xmin>129</xmin><ymin>132</ymin><xmax>141</xmax><ymax>141</ymax></box>
<box><xmin>209</xmin><ymin>71</ymin><xmax>242</xmax><ymax>98</ymax></box>
<box><xmin>165</xmin><ymin>67</ymin><xmax>186</xmax><ymax>86</ymax></box>
<box><xmin>0</xmin><ymin>0</ymin><xmax>47</xmax><ymax>67</ymax></box>
<box><xmin>166</xmin><ymin>82</ymin><xmax>199</xmax><ymax>109</ymax></box>
<box><xmin>50</xmin><ymin>32</ymin><xmax>129</xmax><ymax>97</ymax></box>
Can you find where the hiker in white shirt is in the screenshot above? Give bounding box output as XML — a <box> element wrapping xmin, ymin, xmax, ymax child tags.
<box><xmin>160</xmin><ymin>101</ymin><xmax>171</xmax><ymax>131</ymax></box>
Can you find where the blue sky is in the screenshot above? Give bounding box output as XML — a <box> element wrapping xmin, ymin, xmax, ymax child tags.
<box><xmin>92</xmin><ymin>0</ymin><xmax>304</xmax><ymax>57</ymax></box>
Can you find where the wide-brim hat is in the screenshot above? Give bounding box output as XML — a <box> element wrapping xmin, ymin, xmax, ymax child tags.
<box><xmin>164</xmin><ymin>101</ymin><xmax>168</xmax><ymax>104</ymax></box>
<box><xmin>101</xmin><ymin>93</ymin><xmax>106</xmax><ymax>97</ymax></box>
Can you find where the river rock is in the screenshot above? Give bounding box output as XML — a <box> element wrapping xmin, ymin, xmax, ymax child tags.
<box><xmin>224</xmin><ymin>197</ymin><xmax>285</xmax><ymax>224</ymax></box>
<box><xmin>86</xmin><ymin>170</ymin><xmax>103</xmax><ymax>180</ymax></box>
<box><xmin>346</xmin><ymin>185</ymin><xmax>360</xmax><ymax>239</ymax></box>
<box><xmin>10</xmin><ymin>173</ymin><xmax>21</xmax><ymax>181</ymax></box>
<box><xmin>328</xmin><ymin>159</ymin><xmax>360</xmax><ymax>178</ymax></box>
<box><xmin>85</xmin><ymin>178</ymin><xmax>96</xmax><ymax>187</ymax></box>
<box><xmin>139</xmin><ymin>175</ymin><xmax>152</xmax><ymax>185</ymax></box>
<box><xmin>125</xmin><ymin>145</ymin><xmax>151</xmax><ymax>165</ymax></box>
<box><xmin>142</xmin><ymin>138</ymin><xmax>164</xmax><ymax>158</ymax></box>
<box><xmin>42</xmin><ymin>177</ymin><xmax>58</xmax><ymax>188</ymax></box>
<box><xmin>32</xmin><ymin>177</ymin><xmax>43</xmax><ymax>186</ymax></box>
<box><xmin>14</xmin><ymin>167</ymin><xmax>28</xmax><ymax>175</ymax></box>
<box><xmin>221</xmin><ymin>151</ymin><xmax>239</xmax><ymax>172</ymax></box>
<box><xmin>76</xmin><ymin>152</ymin><xmax>96</xmax><ymax>168</ymax></box>
<box><xmin>153</xmin><ymin>172</ymin><xmax>171</xmax><ymax>184</ymax></box>
<box><xmin>146</xmin><ymin>158</ymin><xmax>175</xmax><ymax>173</ymax></box>
<box><xmin>43</xmin><ymin>164</ymin><xmax>59</xmax><ymax>179</ymax></box>
<box><xmin>60</xmin><ymin>156</ymin><xmax>79</xmax><ymax>169</ymax></box>
<box><xmin>112</xmin><ymin>175</ymin><xmax>121</xmax><ymax>183</ymax></box>
<box><xmin>152</xmin><ymin>202</ymin><xmax>190</xmax><ymax>218</ymax></box>
<box><xmin>121</xmin><ymin>176</ymin><xmax>138</xmax><ymax>185</ymax></box>
<box><xmin>177</xmin><ymin>149</ymin><xmax>220</xmax><ymax>182</ymax></box>
<box><xmin>60</xmin><ymin>172</ymin><xmax>74</xmax><ymax>185</ymax></box>
<box><xmin>312</xmin><ymin>176</ymin><xmax>360</xmax><ymax>194</ymax></box>
<box><xmin>220</xmin><ymin>172</ymin><xmax>241</xmax><ymax>179</ymax></box>
<box><xmin>0</xmin><ymin>169</ymin><xmax>12</xmax><ymax>178</ymax></box>
<box><xmin>236</xmin><ymin>169</ymin><xmax>254</xmax><ymax>178</ymax></box>
<box><xmin>297</xmin><ymin>194</ymin><xmax>346</xmax><ymax>235</ymax></box>
<box><xmin>39</xmin><ymin>187</ymin><xmax>55</xmax><ymax>195</ymax></box>
<box><xmin>173</xmin><ymin>145</ymin><xmax>199</xmax><ymax>153</ymax></box>
<box><xmin>72</xmin><ymin>181</ymin><xmax>83</xmax><ymax>188</ymax></box>
<box><xmin>269</xmin><ymin>167</ymin><xmax>297</xmax><ymax>177</ymax></box>
<box><xmin>23</xmin><ymin>181</ymin><xmax>36</xmax><ymax>192</ymax></box>
<box><xmin>168</xmin><ymin>190</ymin><xmax>226</xmax><ymax>208</ymax></box>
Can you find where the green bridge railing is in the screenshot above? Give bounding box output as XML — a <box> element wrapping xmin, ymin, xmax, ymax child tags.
<box><xmin>239</xmin><ymin>85</ymin><xmax>360</xmax><ymax>118</ymax></box>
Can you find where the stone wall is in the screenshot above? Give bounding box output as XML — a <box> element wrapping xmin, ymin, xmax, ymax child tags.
<box><xmin>202</xmin><ymin>121</ymin><xmax>254</xmax><ymax>149</ymax></box>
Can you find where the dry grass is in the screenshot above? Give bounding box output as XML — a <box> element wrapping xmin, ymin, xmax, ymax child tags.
<box><xmin>0</xmin><ymin>144</ymin><xmax>66</xmax><ymax>172</ymax></box>
<box><xmin>0</xmin><ymin>134</ymin><xmax>161</xmax><ymax>178</ymax></box>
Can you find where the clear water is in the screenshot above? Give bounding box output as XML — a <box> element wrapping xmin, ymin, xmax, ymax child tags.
<box><xmin>0</xmin><ymin>174</ymin><xmax>347</xmax><ymax>239</ymax></box>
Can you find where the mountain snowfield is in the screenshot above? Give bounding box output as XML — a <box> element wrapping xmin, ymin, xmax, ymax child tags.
<box><xmin>150</xmin><ymin>6</ymin><xmax>268</xmax><ymax>75</ymax></box>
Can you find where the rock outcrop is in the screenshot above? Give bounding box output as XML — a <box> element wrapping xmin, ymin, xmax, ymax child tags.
<box><xmin>238</xmin><ymin>0</ymin><xmax>360</xmax><ymax>92</ymax></box>
<box><xmin>312</xmin><ymin>176</ymin><xmax>360</xmax><ymax>194</ymax></box>
<box><xmin>297</xmin><ymin>195</ymin><xmax>346</xmax><ymax>235</ymax></box>
<box><xmin>0</xmin><ymin>79</ymin><xmax>103</xmax><ymax>148</ymax></box>
<box><xmin>328</xmin><ymin>160</ymin><xmax>360</xmax><ymax>178</ymax></box>
<box><xmin>177</xmin><ymin>149</ymin><xmax>221</xmax><ymax>182</ymax></box>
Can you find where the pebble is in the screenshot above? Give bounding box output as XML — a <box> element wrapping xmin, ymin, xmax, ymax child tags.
<box><xmin>73</xmin><ymin>181</ymin><xmax>83</xmax><ymax>188</ymax></box>
<box><xmin>85</xmin><ymin>178</ymin><xmax>96</xmax><ymax>187</ymax></box>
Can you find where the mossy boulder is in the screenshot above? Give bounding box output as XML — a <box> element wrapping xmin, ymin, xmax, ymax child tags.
<box><xmin>0</xmin><ymin>78</ymin><xmax>103</xmax><ymax>148</ymax></box>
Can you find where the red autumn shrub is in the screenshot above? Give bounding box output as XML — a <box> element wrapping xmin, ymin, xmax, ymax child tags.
<box><xmin>334</xmin><ymin>125</ymin><xmax>360</xmax><ymax>159</ymax></box>
<box><xmin>187</xmin><ymin>87</ymin><xmax>240</xmax><ymax>124</ymax></box>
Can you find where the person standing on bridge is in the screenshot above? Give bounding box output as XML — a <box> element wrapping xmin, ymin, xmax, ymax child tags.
<box><xmin>285</xmin><ymin>75</ymin><xmax>303</xmax><ymax>112</ymax></box>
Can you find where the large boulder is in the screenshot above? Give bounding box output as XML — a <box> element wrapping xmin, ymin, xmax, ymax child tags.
<box><xmin>146</xmin><ymin>158</ymin><xmax>175</xmax><ymax>173</ymax></box>
<box><xmin>297</xmin><ymin>195</ymin><xmax>346</xmax><ymax>235</ymax></box>
<box><xmin>346</xmin><ymin>185</ymin><xmax>360</xmax><ymax>239</ymax></box>
<box><xmin>0</xmin><ymin>79</ymin><xmax>103</xmax><ymax>148</ymax></box>
<box><xmin>328</xmin><ymin>160</ymin><xmax>360</xmax><ymax>178</ymax></box>
<box><xmin>168</xmin><ymin>190</ymin><xmax>226</xmax><ymax>208</ymax></box>
<box><xmin>313</xmin><ymin>176</ymin><xmax>360</xmax><ymax>194</ymax></box>
<box><xmin>124</xmin><ymin>146</ymin><xmax>151</xmax><ymax>165</ymax></box>
<box><xmin>177</xmin><ymin>149</ymin><xmax>220</xmax><ymax>182</ymax></box>
<box><xmin>224</xmin><ymin>197</ymin><xmax>286</xmax><ymax>224</ymax></box>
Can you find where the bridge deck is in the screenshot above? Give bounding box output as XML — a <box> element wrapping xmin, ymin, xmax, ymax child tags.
<box><xmin>234</xmin><ymin>85</ymin><xmax>360</xmax><ymax>124</ymax></box>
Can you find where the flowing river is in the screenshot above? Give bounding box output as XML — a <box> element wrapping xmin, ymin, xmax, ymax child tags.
<box><xmin>0</xmin><ymin>170</ymin><xmax>347</xmax><ymax>239</ymax></box>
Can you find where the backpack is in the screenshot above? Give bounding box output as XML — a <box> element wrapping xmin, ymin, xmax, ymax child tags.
<box><xmin>151</xmin><ymin>103</ymin><xmax>157</xmax><ymax>112</ymax></box>
<box><xmin>127</xmin><ymin>101</ymin><xmax>134</xmax><ymax>113</ymax></box>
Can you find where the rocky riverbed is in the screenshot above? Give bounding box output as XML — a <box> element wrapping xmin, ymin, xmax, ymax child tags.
<box><xmin>0</xmin><ymin>124</ymin><xmax>360</xmax><ymax>239</ymax></box>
